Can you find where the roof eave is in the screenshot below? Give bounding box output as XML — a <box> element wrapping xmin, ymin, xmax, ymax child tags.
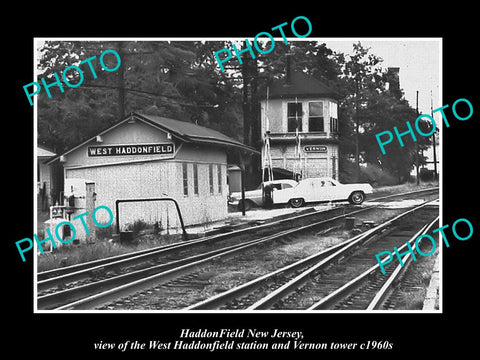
<box><xmin>187</xmin><ymin>136</ymin><xmax>260</xmax><ymax>154</ymax></box>
<box><xmin>47</xmin><ymin>112</ymin><xmax>259</xmax><ymax>164</ymax></box>
<box><xmin>266</xmin><ymin>93</ymin><xmax>341</xmax><ymax>101</ymax></box>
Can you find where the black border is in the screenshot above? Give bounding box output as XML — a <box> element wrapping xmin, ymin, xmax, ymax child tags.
<box><xmin>8</xmin><ymin>6</ymin><xmax>477</xmax><ymax>358</ymax></box>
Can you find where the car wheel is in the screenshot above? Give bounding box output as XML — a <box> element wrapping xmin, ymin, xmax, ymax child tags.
<box><xmin>289</xmin><ymin>198</ymin><xmax>305</xmax><ymax>208</ymax></box>
<box><xmin>349</xmin><ymin>191</ymin><xmax>365</xmax><ymax>205</ymax></box>
<box><xmin>237</xmin><ymin>199</ymin><xmax>252</xmax><ymax>211</ymax></box>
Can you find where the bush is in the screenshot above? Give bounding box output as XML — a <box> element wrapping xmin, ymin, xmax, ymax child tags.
<box><xmin>125</xmin><ymin>219</ymin><xmax>149</xmax><ymax>235</ymax></box>
<box><xmin>96</xmin><ymin>224</ymin><xmax>115</xmax><ymax>239</ymax></box>
<box><xmin>338</xmin><ymin>158</ymin><xmax>357</xmax><ymax>184</ymax></box>
<box><xmin>359</xmin><ymin>164</ymin><xmax>398</xmax><ymax>186</ymax></box>
<box><xmin>339</xmin><ymin>159</ymin><xmax>399</xmax><ymax>186</ymax></box>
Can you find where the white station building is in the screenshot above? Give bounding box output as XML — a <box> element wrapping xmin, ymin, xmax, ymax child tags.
<box><xmin>48</xmin><ymin>112</ymin><xmax>257</xmax><ymax>232</ymax></box>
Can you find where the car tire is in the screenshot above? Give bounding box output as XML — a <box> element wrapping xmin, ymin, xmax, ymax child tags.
<box><xmin>237</xmin><ymin>199</ymin><xmax>253</xmax><ymax>212</ymax></box>
<box><xmin>289</xmin><ymin>198</ymin><xmax>305</xmax><ymax>208</ymax></box>
<box><xmin>348</xmin><ymin>191</ymin><xmax>365</xmax><ymax>205</ymax></box>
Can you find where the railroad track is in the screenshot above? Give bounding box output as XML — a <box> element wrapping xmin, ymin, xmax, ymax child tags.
<box><xmin>38</xmin><ymin>186</ymin><xmax>437</xmax><ymax>283</ymax></box>
<box><xmin>37</xmin><ymin>187</ymin><xmax>438</xmax><ymax>310</ymax></box>
<box><xmin>307</xmin><ymin>216</ymin><xmax>439</xmax><ymax>311</ymax></box>
<box><xmin>187</xmin><ymin>200</ymin><xmax>438</xmax><ymax>311</ymax></box>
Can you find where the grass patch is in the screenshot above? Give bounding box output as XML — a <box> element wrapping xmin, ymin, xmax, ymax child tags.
<box><xmin>372</xmin><ymin>180</ymin><xmax>439</xmax><ymax>197</ymax></box>
<box><xmin>37</xmin><ymin>232</ymin><xmax>185</xmax><ymax>272</ymax></box>
<box><xmin>398</xmin><ymin>290</ymin><xmax>426</xmax><ymax>310</ymax></box>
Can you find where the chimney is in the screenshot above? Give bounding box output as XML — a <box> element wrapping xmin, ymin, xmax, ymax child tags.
<box><xmin>386</xmin><ymin>67</ymin><xmax>400</xmax><ymax>91</ymax></box>
<box><xmin>386</xmin><ymin>67</ymin><xmax>402</xmax><ymax>99</ymax></box>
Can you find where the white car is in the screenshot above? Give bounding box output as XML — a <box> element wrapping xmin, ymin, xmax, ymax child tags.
<box><xmin>272</xmin><ymin>177</ymin><xmax>373</xmax><ymax>207</ymax></box>
<box><xmin>229</xmin><ymin>179</ymin><xmax>298</xmax><ymax>211</ymax></box>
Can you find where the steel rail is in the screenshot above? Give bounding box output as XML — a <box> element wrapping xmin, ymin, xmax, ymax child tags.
<box><xmin>39</xmin><ymin>227</ymin><xmax>295</xmax><ymax>309</ymax></box>
<box><xmin>51</xmin><ymin>226</ymin><xmax>317</xmax><ymax>310</ymax></box>
<box><xmin>247</xmin><ymin>199</ymin><xmax>438</xmax><ymax>310</ymax></box>
<box><xmin>365</xmin><ymin>216</ymin><xmax>439</xmax><ymax>310</ymax></box>
<box><xmin>37</xmin><ymin>190</ymin><xmax>413</xmax><ymax>291</ymax></box>
<box><xmin>185</xmin><ymin>231</ymin><xmax>372</xmax><ymax>310</ymax></box>
<box><xmin>37</xmin><ymin>241</ymin><xmax>192</xmax><ymax>282</ymax></box>
<box><xmin>37</xmin><ymin>186</ymin><xmax>438</xmax><ymax>284</ymax></box>
<box><xmin>38</xmin><ymin>186</ymin><xmax>438</xmax><ymax>284</ymax></box>
<box><xmin>47</xmin><ymin>204</ymin><xmax>392</xmax><ymax>310</ymax></box>
<box><xmin>187</xmin><ymin>198</ymin><xmax>438</xmax><ymax>310</ymax></box>
<box><xmin>37</xmin><ymin>187</ymin><xmax>439</xmax><ymax>308</ymax></box>
<box><xmin>38</xmin><ymin>208</ymin><xmax>320</xmax><ymax>290</ymax></box>
<box><xmin>368</xmin><ymin>187</ymin><xmax>438</xmax><ymax>201</ymax></box>
<box><xmin>307</xmin><ymin>216</ymin><xmax>439</xmax><ymax>310</ymax></box>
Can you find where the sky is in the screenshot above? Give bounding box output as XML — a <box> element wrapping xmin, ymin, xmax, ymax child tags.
<box><xmin>321</xmin><ymin>38</ymin><xmax>442</xmax><ymax>115</ymax></box>
<box><xmin>320</xmin><ymin>38</ymin><xmax>442</xmax><ymax>172</ymax></box>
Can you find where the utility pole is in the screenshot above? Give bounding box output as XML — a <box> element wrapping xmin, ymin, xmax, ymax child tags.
<box><xmin>355</xmin><ymin>78</ymin><xmax>361</xmax><ymax>182</ymax></box>
<box><xmin>415</xmin><ymin>91</ymin><xmax>420</xmax><ymax>185</ymax></box>
<box><xmin>241</xmin><ymin>47</ymin><xmax>259</xmax><ymax>189</ymax></box>
<box><xmin>431</xmin><ymin>90</ymin><xmax>438</xmax><ymax>181</ymax></box>
<box><xmin>116</xmin><ymin>41</ymin><xmax>126</xmax><ymax>118</ymax></box>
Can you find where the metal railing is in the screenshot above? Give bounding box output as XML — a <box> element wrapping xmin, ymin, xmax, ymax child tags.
<box><xmin>115</xmin><ymin>197</ymin><xmax>188</xmax><ymax>240</ymax></box>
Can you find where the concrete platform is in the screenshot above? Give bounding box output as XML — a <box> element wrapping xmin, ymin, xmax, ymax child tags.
<box><xmin>184</xmin><ymin>203</ymin><xmax>341</xmax><ymax>237</ymax></box>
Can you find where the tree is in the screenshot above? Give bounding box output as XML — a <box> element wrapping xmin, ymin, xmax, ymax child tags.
<box><xmin>37</xmin><ymin>40</ymin><xmax>245</xmax><ymax>153</ymax></box>
<box><xmin>336</xmin><ymin>42</ymin><xmax>384</xmax><ymax>181</ymax></box>
<box><xmin>335</xmin><ymin>42</ymin><xmax>429</xmax><ymax>184</ymax></box>
<box><xmin>37</xmin><ymin>39</ymin><xmax>427</xmax><ymax>186</ymax></box>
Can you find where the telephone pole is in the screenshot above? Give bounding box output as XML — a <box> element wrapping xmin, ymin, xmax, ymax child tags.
<box><xmin>415</xmin><ymin>90</ymin><xmax>420</xmax><ymax>185</ymax></box>
<box><xmin>431</xmin><ymin>90</ymin><xmax>438</xmax><ymax>181</ymax></box>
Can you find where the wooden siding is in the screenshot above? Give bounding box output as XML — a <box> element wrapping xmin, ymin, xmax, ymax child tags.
<box><xmin>63</xmin><ymin>119</ymin><xmax>229</xmax><ymax>229</ymax></box>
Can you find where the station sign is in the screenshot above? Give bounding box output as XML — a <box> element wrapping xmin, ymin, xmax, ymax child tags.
<box><xmin>303</xmin><ymin>145</ymin><xmax>327</xmax><ymax>153</ymax></box>
<box><xmin>87</xmin><ymin>143</ymin><xmax>175</xmax><ymax>157</ymax></box>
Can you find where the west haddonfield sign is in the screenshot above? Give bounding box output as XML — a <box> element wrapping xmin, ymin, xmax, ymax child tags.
<box><xmin>87</xmin><ymin>143</ymin><xmax>175</xmax><ymax>157</ymax></box>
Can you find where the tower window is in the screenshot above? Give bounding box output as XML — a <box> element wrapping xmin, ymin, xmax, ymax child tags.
<box><xmin>287</xmin><ymin>102</ymin><xmax>302</xmax><ymax>132</ymax></box>
<box><xmin>330</xmin><ymin>117</ymin><xmax>338</xmax><ymax>132</ymax></box>
<box><xmin>308</xmin><ymin>102</ymin><xmax>324</xmax><ymax>132</ymax></box>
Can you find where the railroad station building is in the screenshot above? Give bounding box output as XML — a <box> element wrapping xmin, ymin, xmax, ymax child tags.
<box><xmin>260</xmin><ymin>66</ymin><xmax>341</xmax><ymax>180</ymax></box>
<box><xmin>37</xmin><ymin>145</ymin><xmax>56</xmax><ymax>211</ymax></box>
<box><xmin>48</xmin><ymin>112</ymin><xmax>257</xmax><ymax>231</ymax></box>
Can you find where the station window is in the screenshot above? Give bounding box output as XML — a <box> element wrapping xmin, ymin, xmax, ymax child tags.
<box><xmin>309</xmin><ymin>102</ymin><xmax>324</xmax><ymax>132</ymax></box>
<box><xmin>287</xmin><ymin>102</ymin><xmax>302</xmax><ymax>132</ymax></box>
<box><xmin>193</xmin><ymin>163</ymin><xmax>199</xmax><ymax>195</ymax></box>
<box><xmin>217</xmin><ymin>165</ymin><xmax>222</xmax><ymax>194</ymax></box>
<box><xmin>209</xmin><ymin>164</ymin><xmax>214</xmax><ymax>194</ymax></box>
<box><xmin>182</xmin><ymin>163</ymin><xmax>188</xmax><ymax>196</ymax></box>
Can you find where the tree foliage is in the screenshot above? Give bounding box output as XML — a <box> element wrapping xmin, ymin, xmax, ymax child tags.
<box><xmin>37</xmin><ymin>40</ymin><xmax>242</xmax><ymax>153</ymax></box>
<box><xmin>37</xmin><ymin>40</ymin><xmax>429</xmax><ymax>184</ymax></box>
<box><xmin>333</xmin><ymin>42</ymin><xmax>431</xmax><ymax>182</ymax></box>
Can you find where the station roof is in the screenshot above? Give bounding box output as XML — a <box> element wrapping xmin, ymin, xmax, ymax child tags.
<box><xmin>47</xmin><ymin>112</ymin><xmax>259</xmax><ymax>164</ymax></box>
<box><xmin>263</xmin><ymin>70</ymin><xmax>341</xmax><ymax>100</ymax></box>
<box><xmin>136</xmin><ymin>113</ymin><xmax>252</xmax><ymax>151</ymax></box>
